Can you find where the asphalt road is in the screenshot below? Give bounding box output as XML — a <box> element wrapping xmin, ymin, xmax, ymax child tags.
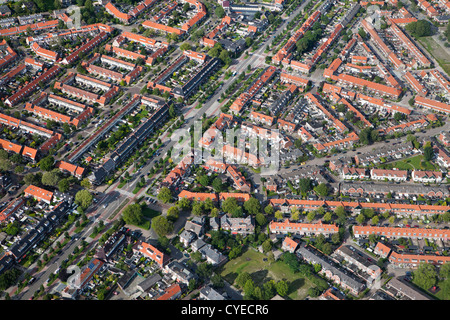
<box><xmin>18</xmin><ymin>217</ymin><xmax>99</xmax><ymax>300</ymax></box>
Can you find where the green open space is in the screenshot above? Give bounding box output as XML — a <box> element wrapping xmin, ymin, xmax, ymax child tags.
<box><xmin>418</xmin><ymin>36</ymin><xmax>450</xmax><ymax>76</ymax></box>
<box><xmin>391</xmin><ymin>154</ymin><xmax>438</xmax><ymax>171</ymax></box>
<box><xmin>218</xmin><ymin>248</ymin><xmax>315</xmax><ymax>300</ymax></box>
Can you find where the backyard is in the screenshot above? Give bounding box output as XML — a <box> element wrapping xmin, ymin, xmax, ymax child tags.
<box><xmin>390</xmin><ymin>154</ymin><xmax>438</xmax><ymax>171</ymax></box>
<box><xmin>219</xmin><ymin>247</ymin><xmax>316</xmax><ymax>300</ymax></box>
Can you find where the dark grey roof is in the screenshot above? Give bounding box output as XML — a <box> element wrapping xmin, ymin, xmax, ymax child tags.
<box><xmin>297</xmin><ymin>245</ymin><xmax>365</xmax><ymax>293</ymax></box>
<box><xmin>137</xmin><ymin>274</ymin><xmax>162</xmax><ymax>292</ymax></box>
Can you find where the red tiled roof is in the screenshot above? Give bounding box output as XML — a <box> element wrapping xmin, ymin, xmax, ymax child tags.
<box><xmin>24</xmin><ymin>185</ymin><xmax>53</xmax><ymax>202</ymax></box>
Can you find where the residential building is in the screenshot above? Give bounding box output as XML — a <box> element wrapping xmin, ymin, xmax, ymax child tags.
<box><xmin>353</xmin><ymin>225</ymin><xmax>450</xmax><ymax>242</ymax></box>
<box><xmin>370</xmin><ymin>169</ymin><xmax>408</xmax><ymax>182</ymax></box>
<box><xmin>282</xmin><ymin>237</ymin><xmax>299</xmax><ymax>253</ymax></box>
<box><xmin>296</xmin><ymin>245</ymin><xmax>366</xmax><ymax>295</ymax></box>
<box><xmin>411</xmin><ymin>170</ymin><xmax>443</xmax><ymax>183</ymax></box>
<box><xmin>134</xmin><ymin>241</ymin><xmax>168</xmax><ymax>268</ymax></box>
<box><xmin>163</xmin><ymin>261</ymin><xmax>197</xmax><ymax>285</ymax></box>
<box><xmin>384</xmin><ymin>277</ymin><xmax>431</xmax><ymax>300</ymax></box>
<box><xmin>24</xmin><ymin>185</ymin><xmax>54</xmax><ymax>204</ymax></box>
<box><xmin>269</xmin><ymin>219</ymin><xmax>339</xmax><ymax>237</ymax></box>
<box><xmin>219</xmin><ymin>215</ymin><xmax>255</xmax><ymax>235</ymax></box>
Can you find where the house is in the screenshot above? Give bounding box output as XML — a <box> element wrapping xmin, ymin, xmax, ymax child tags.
<box><xmin>341</xmin><ymin>181</ymin><xmax>449</xmax><ymax>199</ymax></box>
<box><xmin>156</xmin><ymin>283</ymin><xmax>182</xmax><ymax>300</ymax></box>
<box><xmin>439</xmin><ymin>132</ymin><xmax>450</xmax><ymax>147</ymax></box>
<box><xmin>282</xmin><ymin>237</ymin><xmax>299</xmax><ymax>253</ymax></box>
<box><xmin>163</xmin><ymin>261</ymin><xmax>197</xmax><ymax>285</ymax></box>
<box><xmin>199</xmin><ymin>285</ymin><xmax>226</xmax><ymax>300</ymax></box>
<box><xmin>179</xmin><ymin>230</ymin><xmax>196</xmax><ymax>247</ymax></box>
<box><xmin>209</xmin><ymin>217</ymin><xmax>220</xmax><ymax>231</ymax></box>
<box><xmin>353</xmin><ymin>225</ymin><xmax>450</xmax><ymax>242</ymax></box>
<box><xmin>296</xmin><ymin>244</ymin><xmax>366</xmax><ymax>295</ymax></box>
<box><xmin>136</xmin><ymin>274</ymin><xmax>162</xmax><ymax>293</ymax></box>
<box><xmin>218</xmin><ymin>192</ymin><xmax>251</xmax><ymax>204</ymax></box>
<box><xmin>370</xmin><ymin>169</ymin><xmax>408</xmax><ymax>182</ymax></box>
<box><xmin>24</xmin><ymin>185</ymin><xmax>54</xmax><ymax>204</ymax></box>
<box><xmin>184</xmin><ymin>216</ymin><xmax>206</xmax><ymax>237</ymax></box>
<box><xmin>269</xmin><ymin>219</ymin><xmax>339</xmax><ymax>237</ymax></box>
<box><xmin>0</xmin><ymin>5</ymin><xmax>11</xmax><ymax>16</ymax></box>
<box><xmin>0</xmin><ymin>197</ymin><xmax>25</xmax><ymax>222</ymax></box>
<box><xmin>269</xmin><ymin>198</ymin><xmax>450</xmax><ymax>217</ymax></box>
<box><xmin>198</xmin><ymin>244</ymin><xmax>228</xmax><ymax>265</ymax></box>
<box><xmin>333</xmin><ymin>245</ymin><xmax>382</xmax><ymax>282</ymax></box>
<box><xmin>219</xmin><ymin>214</ymin><xmax>255</xmax><ymax>235</ymax></box>
<box><xmin>249</xmin><ymin>111</ymin><xmax>274</xmax><ymax>126</ymax></box>
<box><xmin>384</xmin><ymin>277</ymin><xmax>431</xmax><ymax>300</ymax></box>
<box><xmin>190</xmin><ymin>238</ymin><xmax>205</xmax><ymax>253</ymax></box>
<box><xmin>411</xmin><ymin>170</ymin><xmax>443</xmax><ymax>183</ymax></box>
<box><xmin>133</xmin><ymin>241</ymin><xmax>167</xmax><ymax>268</ymax></box>
<box><xmin>203</xmin><ymin>158</ymin><xmax>228</xmax><ymax>173</ymax></box>
<box><xmin>389</xmin><ymin>250</ymin><xmax>450</xmax><ymax>268</ymax></box>
<box><xmin>341</xmin><ymin>167</ymin><xmax>369</xmax><ymax>180</ymax></box>
<box><xmin>55</xmin><ymin>161</ymin><xmax>85</xmax><ymax>179</ymax></box>
<box><xmin>76</xmin><ymin>258</ymin><xmax>104</xmax><ymax>290</ymax></box>
<box><xmin>415</xmin><ymin>96</ymin><xmax>450</xmax><ymax>114</ymax></box>
<box><xmin>178</xmin><ymin>190</ymin><xmax>218</xmax><ymax>203</ymax></box>
<box><xmin>434</xmin><ymin>146</ymin><xmax>450</xmax><ymax>168</ymax></box>
<box><xmin>374</xmin><ymin>242</ymin><xmax>391</xmax><ymax>258</ymax></box>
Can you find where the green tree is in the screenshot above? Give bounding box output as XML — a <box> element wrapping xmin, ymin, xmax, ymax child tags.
<box><xmin>440</xmin><ymin>262</ymin><xmax>450</xmax><ymax>279</ymax></box>
<box><xmin>151</xmin><ymin>215</ymin><xmax>173</xmax><ymax>237</ymax></box>
<box><xmin>235</xmin><ymin>272</ymin><xmax>252</xmax><ymax>288</ymax></box>
<box><xmin>122</xmin><ymin>204</ymin><xmax>143</xmax><ymax>225</ymax></box>
<box><xmin>222</xmin><ymin>197</ymin><xmax>239</xmax><ymax>214</ymax></box>
<box><xmin>80</xmin><ymin>178</ymin><xmax>91</xmax><ymax>189</ymax></box>
<box><xmin>371</xmin><ymin>215</ymin><xmax>380</xmax><ymax>225</ymax></box>
<box><xmin>215</xmin><ymin>5</ymin><xmax>225</xmax><ymax>18</ymax></box>
<box><xmin>405</xmin><ymin>19</ymin><xmax>433</xmax><ymax>38</ymax></box>
<box><xmin>243</xmin><ymin>197</ymin><xmax>261</xmax><ymax>215</ymax></box>
<box><xmin>356</xmin><ymin>213</ymin><xmax>366</xmax><ymax>224</ymax></box>
<box><xmin>58</xmin><ymin>178</ymin><xmax>70</xmax><ymax>193</ymax></box>
<box><xmin>314</xmin><ymin>183</ymin><xmax>329</xmax><ymax>197</ymax></box>
<box><xmin>39</xmin><ymin>156</ymin><xmax>54</xmax><ymax>171</ymax></box>
<box><xmin>274</xmin><ymin>210</ymin><xmax>284</xmax><ymax>220</ymax></box>
<box><xmin>41</xmin><ymin>171</ymin><xmax>60</xmax><ymax>187</ymax></box>
<box><xmin>0</xmin><ymin>149</ymin><xmax>8</xmax><ymax>160</ymax></box>
<box><xmin>212</xmin><ymin>177</ymin><xmax>225</xmax><ymax>192</ymax></box>
<box><xmin>307</xmin><ymin>211</ymin><xmax>316</xmax><ymax>222</ymax></box>
<box><xmin>75</xmin><ymin>190</ymin><xmax>93</xmax><ymax>209</ymax></box>
<box><xmin>191</xmin><ymin>202</ymin><xmax>204</xmax><ymax>216</ymax></box>
<box><xmin>299</xmin><ymin>178</ymin><xmax>312</xmax><ymax>194</ymax></box>
<box><xmin>262</xmin><ymin>239</ymin><xmax>273</xmax><ymax>253</ymax></box>
<box><xmin>413</xmin><ymin>263</ymin><xmax>437</xmax><ymax>290</ymax></box>
<box><xmin>264</xmin><ymin>205</ymin><xmax>274</xmax><ymax>215</ymax></box>
<box><xmin>178</xmin><ymin>197</ymin><xmax>191</xmax><ymax>210</ymax></box>
<box><xmin>423</xmin><ymin>145</ymin><xmax>434</xmax><ymax>161</ymax></box>
<box><xmin>157</xmin><ymin>187</ymin><xmax>173</xmax><ymax>203</ymax></box>
<box><xmin>211</xmin><ymin>274</ymin><xmax>224</xmax><ymax>289</ymax></box>
<box><xmin>167</xmin><ymin>206</ymin><xmax>180</xmax><ymax>221</ymax></box>
<box><xmin>219</xmin><ymin>49</ymin><xmax>231</xmax><ymax>65</ymax></box>
<box><xmin>0</xmin><ymin>159</ymin><xmax>11</xmax><ymax>171</ymax></box>
<box><xmin>276</xmin><ymin>280</ymin><xmax>289</xmax><ymax>297</ymax></box>
<box><xmin>323</xmin><ymin>211</ymin><xmax>332</xmax><ymax>222</ymax></box>
<box><xmin>255</xmin><ymin>213</ymin><xmax>267</xmax><ymax>226</ymax></box>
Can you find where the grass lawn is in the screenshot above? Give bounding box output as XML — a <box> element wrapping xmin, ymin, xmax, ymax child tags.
<box><xmin>418</xmin><ymin>36</ymin><xmax>450</xmax><ymax>76</ymax></box>
<box><xmin>219</xmin><ymin>247</ymin><xmax>315</xmax><ymax>300</ymax></box>
<box><xmin>132</xmin><ymin>186</ymin><xmax>142</xmax><ymax>194</ymax></box>
<box><xmin>142</xmin><ymin>206</ymin><xmax>161</xmax><ymax>219</ymax></box>
<box><xmin>392</xmin><ymin>155</ymin><xmax>438</xmax><ymax>171</ymax></box>
<box><xmin>433</xmin><ymin>280</ymin><xmax>450</xmax><ymax>300</ymax></box>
